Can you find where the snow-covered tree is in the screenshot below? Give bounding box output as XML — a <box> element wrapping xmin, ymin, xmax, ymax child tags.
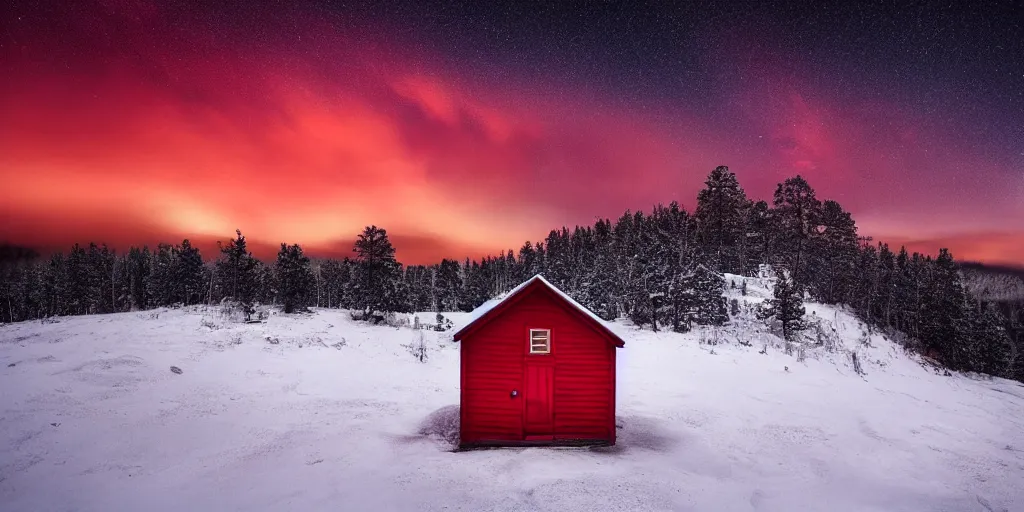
<box><xmin>744</xmin><ymin>200</ymin><xmax>774</xmax><ymax>273</ymax></box>
<box><xmin>85</xmin><ymin>243</ymin><xmax>116</xmax><ymax>314</ymax></box>
<box><xmin>543</xmin><ymin>228</ymin><xmax>573</xmax><ymax>292</ymax></box>
<box><xmin>772</xmin><ymin>176</ymin><xmax>822</xmax><ymax>291</ymax></box>
<box><xmin>810</xmin><ymin>200</ymin><xmax>859</xmax><ymax>304</ymax></box>
<box><xmin>403</xmin><ymin>265</ymin><xmax>434</xmax><ymax>312</ymax></box>
<box><xmin>125</xmin><ymin>246</ymin><xmax>151</xmax><ymax>310</ymax></box>
<box><xmin>274</xmin><ymin>243</ymin><xmax>314</xmax><ymax>313</ymax></box>
<box><xmin>352</xmin><ymin>225</ymin><xmax>402</xmax><ymax>316</ymax></box>
<box><xmin>43</xmin><ymin>252</ymin><xmax>68</xmax><ymax>317</ymax></box>
<box><xmin>459</xmin><ymin>260</ymin><xmax>487</xmax><ymax>311</ymax></box>
<box><xmin>215</xmin><ymin>229</ymin><xmax>260</xmax><ymax>319</ymax></box>
<box><xmin>694</xmin><ymin>165</ymin><xmax>751</xmax><ymax>274</ymax></box>
<box><xmin>759</xmin><ymin>269</ymin><xmax>807</xmax><ymax>342</ymax></box>
<box><xmin>972</xmin><ymin>306</ymin><xmax>1014</xmax><ymax>377</ymax></box>
<box><xmin>693</xmin><ymin>264</ymin><xmax>729</xmax><ymax>327</ymax></box>
<box><xmin>434</xmin><ymin>258</ymin><xmax>462</xmax><ymax>312</ymax></box>
<box><xmin>319</xmin><ymin>258</ymin><xmax>352</xmax><ymax>309</ymax></box>
<box><xmin>176</xmin><ymin>240</ymin><xmax>205</xmax><ymax>306</ymax></box>
<box><xmin>580</xmin><ymin>219</ymin><xmax>619</xmax><ymax>320</ymax></box>
<box><xmin>0</xmin><ymin>245</ymin><xmax>40</xmax><ymax>322</ymax></box>
<box><xmin>920</xmin><ymin>249</ymin><xmax>972</xmax><ymax>369</ymax></box>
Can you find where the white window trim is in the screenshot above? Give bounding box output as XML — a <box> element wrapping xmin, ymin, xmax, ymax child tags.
<box><xmin>529</xmin><ymin>329</ymin><xmax>551</xmax><ymax>354</ymax></box>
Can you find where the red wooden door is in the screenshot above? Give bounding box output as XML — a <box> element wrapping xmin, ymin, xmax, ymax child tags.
<box><xmin>523</xmin><ymin>364</ymin><xmax>554</xmax><ymax>439</ymax></box>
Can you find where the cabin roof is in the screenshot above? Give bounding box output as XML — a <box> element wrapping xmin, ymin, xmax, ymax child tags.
<box><xmin>453</xmin><ymin>274</ymin><xmax>625</xmax><ymax>347</ymax></box>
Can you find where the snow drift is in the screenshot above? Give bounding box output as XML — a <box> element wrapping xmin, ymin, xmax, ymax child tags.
<box><xmin>1</xmin><ymin>278</ymin><xmax>1022</xmax><ymax>511</ymax></box>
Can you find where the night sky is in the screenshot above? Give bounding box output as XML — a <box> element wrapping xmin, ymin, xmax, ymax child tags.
<box><xmin>2</xmin><ymin>1</ymin><xmax>1023</xmax><ymax>265</ymax></box>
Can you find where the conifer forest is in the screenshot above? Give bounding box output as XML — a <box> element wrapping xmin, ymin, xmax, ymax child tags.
<box><xmin>1</xmin><ymin>167</ymin><xmax>1020</xmax><ymax>382</ymax></box>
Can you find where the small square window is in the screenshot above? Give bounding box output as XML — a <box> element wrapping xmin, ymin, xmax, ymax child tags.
<box><xmin>530</xmin><ymin>329</ymin><xmax>550</xmax><ymax>354</ymax></box>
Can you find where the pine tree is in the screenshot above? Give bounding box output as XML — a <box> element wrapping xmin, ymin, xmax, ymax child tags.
<box><xmin>873</xmin><ymin>243</ymin><xmax>896</xmax><ymax>326</ymax></box>
<box><xmin>254</xmin><ymin>260</ymin><xmax>275</xmax><ymax>306</ymax></box>
<box><xmin>693</xmin><ymin>264</ymin><xmax>728</xmax><ymax>326</ymax></box>
<box><xmin>920</xmin><ymin>249</ymin><xmax>972</xmax><ymax>370</ymax></box>
<box><xmin>758</xmin><ymin>269</ymin><xmax>807</xmax><ymax>342</ymax></box>
<box><xmin>649</xmin><ymin>203</ymin><xmax>694</xmax><ymax>331</ymax></box>
<box><xmin>43</xmin><ymin>252</ymin><xmax>68</xmax><ymax>316</ymax></box>
<box><xmin>352</xmin><ymin>225</ymin><xmax>402</xmax><ymax>316</ymax></box>
<box><xmin>0</xmin><ymin>262</ymin><xmax>24</xmax><ymax>322</ymax></box>
<box><xmin>1012</xmin><ymin>335</ymin><xmax>1024</xmax><ymax>383</ymax></box>
<box><xmin>501</xmin><ymin>249</ymin><xmax>517</xmax><ymax>293</ymax></box>
<box><xmin>215</xmin><ymin>229</ymin><xmax>260</xmax><ymax>319</ymax></box>
<box><xmin>176</xmin><ymin>239</ymin><xmax>205</xmax><ymax>306</ymax></box>
<box><xmin>319</xmin><ymin>259</ymin><xmax>347</xmax><ymax>308</ymax></box>
<box><xmin>668</xmin><ymin>263</ymin><xmax>699</xmax><ymax>332</ymax></box>
<box><xmin>972</xmin><ymin>306</ymin><xmax>1013</xmax><ymax>377</ymax></box>
<box><xmin>0</xmin><ymin>246</ymin><xmax>38</xmax><ymax>322</ymax></box>
<box><xmin>568</xmin><ymin>225</ymin><xmax>596</xmax><ymax>298</ymax></box>
<box><xmin>25</xmin><ymin>259</ymin><xmax>48</xmax><ymax>319</ymax></box>
<box><xmin>745</xmin><ymin>200</ymin><xmax>774</xmax><ymax>273</ymax></box>
<box><xmin>86</xmin><ymin>243</ymin><xmax>116</xmax><ymax>314</ymax></box>
<box><xmin>694</xmin><ymin>165</ymin><xmax>751</xmax><ymax>274</ymax></box>
<box><xmin>851</xmin><ymin>242</ymin><xmax>876</xmax><ymax>323</ymax></box>
<box><xmin>112</xmin><ymin>253</ymin><xmax>132</xmax><ymax>312</ymax></box>
<box><xmin>403</xmin><ymin>265</ymin><xmax>433</xmax><ymax>311</ymax></box>
<box><xmin>148</xmin><ymin>243</ymin><xmax>176</xmax><ymax>306</ymax></box>
<box><xmin>126</xmin><ymin>246</ymin><xmax>151</xmax><ymax>310</ymax></box>
<box><xmin>64</xmin><ymin>244</ymin><xmax>90</xmax><ymax>315</ymax></box>
<box><xmin>432</xmin><ymin>259</ymin><xmax>461</xmax><ymax>312</ymax></box>
<box><xmin>274</xmin><ymin>243</ymin><xmax>314</xmax><ymax>313</ymax></box>
<box><xmin>533</xmin><ymin>242</ymin><xmax>547</xmax><ymax>278</ymax></box>
<box><xmin>891</xmin><ymin>247</ymin><xmax>914</xmax><ymax>336</ymax></box>
<box><xmin>516</xmin><ymin>241</ymin><xmax>537</xmax><ymax>283</ymax></box>
<box><xmin>337</xmin><ymin>258</ymin><xmax>355</xmax><ymax>308</ymax></box>
<box><xmin>382</xmin><ymin>262</ymin><xmax>411</xmax><ymax>314</ymax></box>
<box><xmin>810</xmin><ymin>200</ymin><xmax>859</xmax><ymax>304</ymax></box>
<box><xmin>627</xmin><ymin>211</ymin><xmax>661</xmax><ymax>330</ymax></box>
<box><xmin>772</xmin><ymin>176</ymin><xmax>822</xmax><ymax>291</ymax></box>
<box><xmin>612</xmin><ymin>210</ymin><xmax>640</xmax><ymax>317</ymax></box>
<box><xmin>581</xmin><ymin>219</ymin><xmax>619</xmax><ymax>320</ymax></box>
<box><xmin>462</xmin><ymin>260</ymin><xmax>492</xmax><ymax>310</ymax></box>
<box><xmin>544</xmin><ymin>228</ymin><xmax>573</xmax><ymax>291</ymax></box>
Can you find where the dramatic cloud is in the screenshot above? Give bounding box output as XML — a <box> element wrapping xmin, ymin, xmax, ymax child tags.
<box><xmin>2</xmin><ymin>2</ymin><xmax>1020</xmax><ymax>265</ymax></box>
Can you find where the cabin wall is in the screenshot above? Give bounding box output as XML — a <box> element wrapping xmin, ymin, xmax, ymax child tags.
<box><xmin>460</xmin><ymin>312</ymin><xmax>525</xmax><ymax>443</ymax></box>
<box><xmin>460</xmin><ymin>288</ymin><xmax>615</xmax><ymax>445</ymax></box>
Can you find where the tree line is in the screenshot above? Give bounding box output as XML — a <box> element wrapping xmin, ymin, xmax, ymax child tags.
<box><xmin>0</xmin><ymin>166</ymin><xmax>1019</xmax><ymax>381</ymax></box>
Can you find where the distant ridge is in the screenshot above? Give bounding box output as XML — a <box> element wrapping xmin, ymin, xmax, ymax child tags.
<box><xmin>960</xmin><ymin>261</ymin><xmax>1024</xmax><ymax>281</ymax></box>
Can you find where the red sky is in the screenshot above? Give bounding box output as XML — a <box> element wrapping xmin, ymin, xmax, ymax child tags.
<box><xmin>2</xmin><ymin>2</ymin><xmax>1022</xmax><ymax>266</ymax></box>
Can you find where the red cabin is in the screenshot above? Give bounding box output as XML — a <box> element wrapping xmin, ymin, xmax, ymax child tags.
<box><xmin>454</xmin><ymin>275</ymin><xmax>625</xmax><ymax>448</ymax></box>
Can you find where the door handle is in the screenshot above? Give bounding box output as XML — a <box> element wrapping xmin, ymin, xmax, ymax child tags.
<box><xmin>510</xmin><ymin>389</ymin><xmax>518</xmax><ymax>398</ymax></box>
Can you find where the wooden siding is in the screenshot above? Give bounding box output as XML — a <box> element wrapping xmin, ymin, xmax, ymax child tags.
<box><xmin>460</xmin><ymin>287</ymin><xmax>616</xmax><ymax>446</ymax></box>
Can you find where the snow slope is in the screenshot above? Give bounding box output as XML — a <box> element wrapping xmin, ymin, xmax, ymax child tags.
<box><xmin>1</xmin><ymin>284</ymin><xmax>1023</xmax><ymax>511</ymax></box>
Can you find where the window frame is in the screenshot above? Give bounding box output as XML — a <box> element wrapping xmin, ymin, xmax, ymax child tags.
<box><xmin>529</xmin><ymin>328</ymin><xmax>551</xmax><ymax>354</ymax></box>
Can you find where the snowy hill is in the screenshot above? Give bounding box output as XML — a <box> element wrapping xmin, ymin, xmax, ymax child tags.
<box><xmin>2</xmin><ymin>281</ymin><xmax>1023</xmax><ymax>511</ymax></box>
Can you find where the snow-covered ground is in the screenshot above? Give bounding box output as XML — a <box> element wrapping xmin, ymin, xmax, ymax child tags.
<box><xmin>2</xmin><ymin>278</ymin><xmax>1023</xmax><ymax>511</ymax></box>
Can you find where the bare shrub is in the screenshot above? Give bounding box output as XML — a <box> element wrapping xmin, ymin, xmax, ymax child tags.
<box><xmin>385</xmin><ymin>313</ymin><xmax>410</xmax><ymax>329</ymax></box>
<box><xmin>218</xmin><ymin>300</ymin><xmax>251</xmax><ymax>323</ymax></box>
<box><xmin>851</xmin><ymin>350</ymin><xmax>865</xmax><ymax>375</ymax></box>
<box><xmin>433</xmin><ymin>313</ymin><xmax>454</xmax><ymax>332</ymax></box>
<box><xmin>402</xmin><ymin>331</ymin><xmax>428</xmax><ymax>363</ymax></box>
<box><xmin>804</xmin><ymin>317</ymin><xmax>842</xmax><ymax>353</ymax></box>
